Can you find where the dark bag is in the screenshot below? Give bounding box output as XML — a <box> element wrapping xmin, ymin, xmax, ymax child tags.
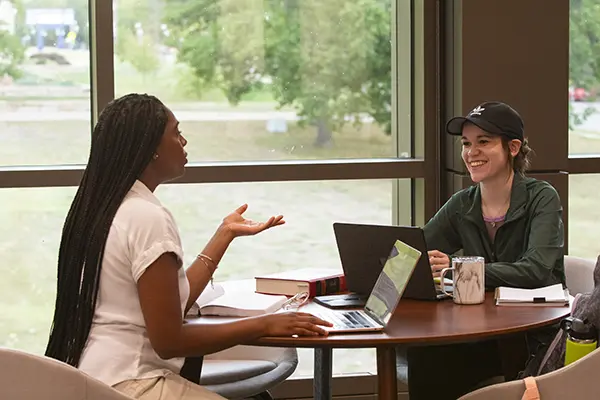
<box><xmin>521</xmin><ymin>256</ymin><xmax>600</xmax><ymax>377</ymax></box>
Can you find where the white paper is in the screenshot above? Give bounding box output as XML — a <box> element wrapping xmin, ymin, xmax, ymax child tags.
<box><xmin>496</xmin><ymin>283</ymin><xmax>569</xmax><ymax>303</ymax></box>
<box><xmin>185</xmin><ymin>284</ymin><xmax>225</xmax><ymax>318</ymax></box>
<box><xmin>196</xmin><ymin>283</ymin><xmax>225</xmax><ymax>306</ymax></box>
<box><xmin>200</xmin><ymin>291</ymin><xmax>288</xmax><ymax>317</ymax></box>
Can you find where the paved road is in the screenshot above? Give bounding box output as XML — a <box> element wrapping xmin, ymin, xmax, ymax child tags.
<box><xmin>0</xmin><ymin>98</ymin><xmax>595</xmax><ymax>129</ymax></box>
<box><xmin>0</xmin><ymin>105</ymin><xmax>374</xmax><ymax>124</ymax></box>
<box><xmin>0</xmin><ymin>108</ymin><xmax>300</xmax><ymax>122</ymax></box>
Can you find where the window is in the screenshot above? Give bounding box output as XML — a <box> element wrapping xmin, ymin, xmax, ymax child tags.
<box><xmin>0</xmin><ymin>187</ymin><xmax>76</xmax><ymax>353</ymax></box>
<box><xmin>569</xmin><ymin>0</ymin><xmax>600</xmax><ymax>156</ymax></box>
<box><xmin>113</xmin><ymin>0</ymin><xmax>405</xmax><ymax>161</ymax></box>
<box><xmin>0</xmin><ymin>180</ymin><xmax>407</xmax><ymax>377</ymax></box>
<box><xmin>160</xmin><ymin>179</ymin><xmax>406</xmax><ymax>376</ymax></box>
<box><xmin>111</xmin><ymin>0</ymin><xmax>411</xmax><ymax>378</ymax></box>
<box><xmin>569</xmin><ymin>0</ymin><xmax>600</xmax><ymax>260</ymax></box>
<box><xmin>569</xmin><ymin>174</ymin><xmax>600</xmax><ymax>258</ymax></box>
<box><xmin>0</xmin><ymin>1</ymin><xmax>91</xmax><ymax>166</ymax></box>
<box><xmin>2</xmin><ymin>0</ymin><xmax>420</xmax><ymax>391</ymax></box>
<box><xmin>160</xmin><ymin>180</ymin><xmax>398</xmax><ymax>281</ymax></box>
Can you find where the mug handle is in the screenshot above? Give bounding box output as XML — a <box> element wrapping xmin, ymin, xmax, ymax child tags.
<box><xmin>439</xmin><ymin>267</ymin><xmax>454</xmax><ymax>297</ymax></box>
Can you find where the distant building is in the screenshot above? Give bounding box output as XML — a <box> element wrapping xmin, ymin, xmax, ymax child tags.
<box><xmin>25</xmin><ymin>8</ymin><xmax>77</xmax><ymax>50</ymax></box>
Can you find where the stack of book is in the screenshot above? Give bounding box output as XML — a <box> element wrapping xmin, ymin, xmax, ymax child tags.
<box><xmin>255</xmin><ymin>268</ymin><xmax>347</xmax><ymax>297</ymax></box>
<box><xmin>186</xmin><ymin>269</ymin><xmax>348</xmax><ymax>318</ymax></box>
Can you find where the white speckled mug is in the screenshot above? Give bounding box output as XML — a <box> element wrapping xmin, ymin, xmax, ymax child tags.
<box><xmin>440</xmin><ymin>256</ymin><xmax>485</xmax><ymax>305</ymax></box>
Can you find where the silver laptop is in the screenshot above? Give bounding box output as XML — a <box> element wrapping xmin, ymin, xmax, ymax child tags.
<box><xmin>312</xmin><ymin>239</ymin><xmax>421</xmax><ymax>333</ymax></box>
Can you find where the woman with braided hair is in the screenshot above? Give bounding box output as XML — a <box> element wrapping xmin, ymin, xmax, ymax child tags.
<box><xmin>45</xmin><ymin>93</ymin><xmax>331</xmax><ymax>400</ymax></box>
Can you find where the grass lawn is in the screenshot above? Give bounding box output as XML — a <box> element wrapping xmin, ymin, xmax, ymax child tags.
<box><xmin>0</xmin><ymin>118</ymin><xmax>394</xmax><ymax>166</ymax></box>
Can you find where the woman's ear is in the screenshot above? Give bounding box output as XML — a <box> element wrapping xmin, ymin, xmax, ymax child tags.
<box><xmin>508</xmin><ymin>139</ymin><xmax>522</xmax><ymax>157</ymax></box>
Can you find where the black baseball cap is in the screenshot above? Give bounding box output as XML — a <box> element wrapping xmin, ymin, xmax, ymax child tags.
<box><xmin>446</xmin><ymin>101</ymin><xmax>524</xmax><ymax>141</ymax></box>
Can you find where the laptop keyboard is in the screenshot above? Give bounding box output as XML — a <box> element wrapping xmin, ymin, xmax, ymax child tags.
<box><xmin>317</xmin><ymin>309</ymin><xmax>379</xmax><ymax>329</ymax></box>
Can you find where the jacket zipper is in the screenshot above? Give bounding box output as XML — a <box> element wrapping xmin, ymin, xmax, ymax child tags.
<box><xmin>488</xmin><ymin>207</ymin><xmax>526</xmax><ymax>263</ymax></box>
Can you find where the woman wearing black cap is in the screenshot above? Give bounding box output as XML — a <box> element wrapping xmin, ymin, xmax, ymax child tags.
<box><xmin>400</xmin><ymin>101</ymin><xmax>565</xmax><ymax>399</ymax></box>
<box><xmin>426</xmin><ymin>101</ymin><xmax>564</xmax><ymax>289</ymax></box>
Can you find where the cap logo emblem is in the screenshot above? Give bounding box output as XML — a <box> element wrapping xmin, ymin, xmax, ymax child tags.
<box><xmin>468</xmin><ymin>106</ymin><xmax>485</xmax><ymax>116</ymax></box>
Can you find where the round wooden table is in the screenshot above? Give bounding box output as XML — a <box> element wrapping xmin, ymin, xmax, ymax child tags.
<box><xmin>248</xmin><ymin>293</ymin><xmax>571</xmax><ymax>400</ymax></box>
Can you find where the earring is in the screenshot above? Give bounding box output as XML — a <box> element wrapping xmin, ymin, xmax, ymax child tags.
<box><xmin>152</xmin><ymin>153</ymin><xmax>159</xmax><ymax>160</ymax></box>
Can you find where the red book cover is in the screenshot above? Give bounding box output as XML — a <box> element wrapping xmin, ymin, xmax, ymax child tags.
<box><xmin>255</xmin><ymin>268</ymin><xmax>347</xmax><ymax>297</ymax></box>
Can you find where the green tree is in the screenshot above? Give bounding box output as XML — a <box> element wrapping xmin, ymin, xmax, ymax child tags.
<box><xmin>263</xmin><ymin>0</ymin><xmax>391</xmax><ymax>146</ymax></box>
<box><xmin>115</xmin><ymin>29</ymin><xmax>160</xmax><ymax>81</ymax></box>
<box><xmin>163</xmin><ymin>0</ymin><xmax>266</xmax><ymax>103</ymax></box>
<box><xmin>113</xmin><ymin>0</ymin><xmax>163</xmax><ymax>80</ymax></box>
<box><xmin>570</xmin><ymin>0</ymin><xmax>600</xmax><ymax>88</ymax></box>
<box><xmin>0</xmin><ymin>1</ymin><xmax>25</xmax><ymax>81</ymax></box>
<box><xmin>115</xmin><ymin>0</ymin><xmax>164</xmax><ymax>46</ymax></box>
<box><xmin>164</xmin><ymin>0</ymin><xmax>392</xmax><ymax>147</ymax></box>
<box><xmin>0</xmin><ymin>1</ymin><xmax>25</xmax><ymax>80</ymax></box>
<box><xmin>0</xmin><ymin>27</ymin><xmax>25</xmax><ymax>78</ymax></box>
<box><xmin>569</xmin><ymin>0</ymin><xmax>600</xmax><ymax>129</ymax></box>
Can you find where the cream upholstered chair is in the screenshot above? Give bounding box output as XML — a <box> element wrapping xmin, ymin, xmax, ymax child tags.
<box><xmin>564</xmin><ymin>255</ymin><xmax>596</xmax><ymax>295</ymax></box>
<box><xmin>459</xmin><ymin>348</ymin><xmax>600</xmax><ymax>400</ymax></box>
<box><xmin>199</xmin><ymin>346</ymin><xmax>298</xmax><ymax>400</ymax></box>
<box><xmin>0</xmin><ymin>347</ymin><xmax>133</xmax><ymax>400</ymax></box>
<box><xmin>0</xmin><ymin>345</ymin><xmax>296</xmax><ymax>400</ymax></box>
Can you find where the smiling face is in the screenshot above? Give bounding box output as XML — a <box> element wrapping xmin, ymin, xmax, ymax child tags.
<box><xmin>461</xmin><ymin>123</ymin><xmax>521</xmax><ymax>184</ymax></box>
<box><xmin>153</xmin><ymin>107</ymin><xmax>188</xmax><ymax>182</ymax></box>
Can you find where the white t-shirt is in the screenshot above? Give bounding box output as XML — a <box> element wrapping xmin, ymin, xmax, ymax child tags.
<box><xmin>78</xmin><ymin>180</ymin><xmax>191</xmax><ymax>387</ymax></box>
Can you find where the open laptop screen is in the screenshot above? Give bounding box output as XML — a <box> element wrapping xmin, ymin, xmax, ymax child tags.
<box><xmin>364</xmin><ymin>240</ymin><xmax>421</xmax><ymax>324</ymax></box>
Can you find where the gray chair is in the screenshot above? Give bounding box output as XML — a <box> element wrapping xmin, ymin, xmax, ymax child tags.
<box><xmin>0</xmin><ymin>347</ymin><xmax>133</xmax><ymax>400</ymax></box>
<box><xmin>200</xmin><ymin>345</ymin><xmax>298</xmax><ymax>400</ymax></box>
<box><xmin>459</xmin><ymin>348</ymin><xmax>600</xmax><ymax>399</ymax></box>
<box><xmin>564</xmin><ymin>255</ymin><xmax>596</xmax><ymax>295</ymax></box>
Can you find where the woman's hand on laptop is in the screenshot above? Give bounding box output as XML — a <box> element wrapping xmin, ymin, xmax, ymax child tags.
<box><xmin>428</xmin><ymin>250</ymin><xmax>450</xmax><ymax>278</ymax></box>
<box><xmin>261</xmin><ymin>312</ymin><xmax>333</xmax><ymax>337</ymax></box>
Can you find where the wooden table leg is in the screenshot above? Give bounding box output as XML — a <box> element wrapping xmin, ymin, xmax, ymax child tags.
<box><xmin>376</xmin><ymin>346</ymin><xmax>397</xmax><ymax>400</ymax></box>
<box><xmin>314</xmin><ymin>347</ymin><xmax>333</xmax><ymax>400</ymax></box>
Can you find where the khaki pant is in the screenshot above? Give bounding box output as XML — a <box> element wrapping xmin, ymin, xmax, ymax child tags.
<box><xmin>114</xmin><ymin>373</ymin><xmax>226</xmax><ymax>400</ymax></box>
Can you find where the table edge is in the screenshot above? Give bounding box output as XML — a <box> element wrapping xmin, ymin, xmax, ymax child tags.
<box><xmin>248</xmin><ymin>309</ymin><xmax>569</xmax><ymax>348</ymax></box>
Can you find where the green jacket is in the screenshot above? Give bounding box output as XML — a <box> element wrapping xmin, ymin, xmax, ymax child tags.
<box><xmin>424</xmin><ymin>174</ymin><xmax>565</xmax><ymax>289</ymax></box>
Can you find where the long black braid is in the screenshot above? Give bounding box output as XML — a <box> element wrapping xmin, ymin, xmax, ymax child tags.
<box><xmin>45</xmin><ymin>93</ymin><xmax>168</xmax><ymax>367</ymax></box>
